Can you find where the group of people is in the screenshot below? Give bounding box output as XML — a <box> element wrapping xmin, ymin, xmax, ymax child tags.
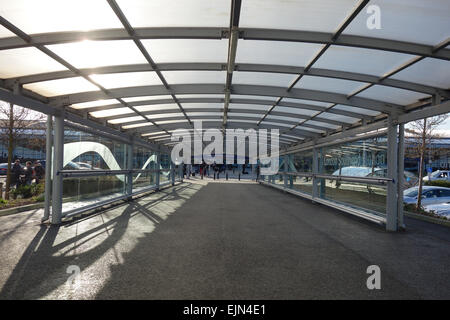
<box><xmin>183</xmin><ymin>162</ymin><xmax>261</xmax><ymax>181</ymax></box>
<box><xmin>11</xmin><ymin>159</ymin><xmax>45</xmax><ymax>188</ymax></box>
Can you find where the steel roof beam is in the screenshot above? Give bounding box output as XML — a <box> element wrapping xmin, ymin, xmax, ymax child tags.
<box><xmin>223</xmin><ymin>0</ymin><xmax>242</xmax><ymax>128</ymax></box>
<box><xmin>106</xmin><ymin>0</ymin><xmax>192</xmax><ymax>127</ymax></box>
<box><xmin>79</xmin><ymin>97</ymin><xmax>373</xmax><ymax>120</ymax></box>
<box><xmin>6</xmin><ymin>62</ymin><xmax>445</xmax><ymax>97</ymax></box>
<box><xmin>49</xmin><ymin>84</ymin><xmax>403</xmax><ymax>114</ymax></box>
<box><xmin>257</xmin><ymin>0</ymin><xmax>370</xmax><ymax>127</ymax></box>
<box><xmin>0</xmin><ymin>15</ymin><xmax>171</xmax><ymax>139</ymax></box>
<box><xmin>1</xmin><ymin>27</ymin><xmax>449</xmax><ymax>61</ymax></box>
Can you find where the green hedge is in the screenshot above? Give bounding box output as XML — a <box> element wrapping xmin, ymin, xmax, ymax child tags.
<box><xmin>424</xmin><ymin>180</ymin><xmax>450</xmax><ymax>188</ymax></box>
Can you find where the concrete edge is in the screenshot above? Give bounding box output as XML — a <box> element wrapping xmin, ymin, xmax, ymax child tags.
<box><xmin>0</xmin><ymin>202</ymin><xmax>44</xmax><ymax>217</ymax></box>
<box><xmin>404</xmin><ymin>211</ymin><xmax>450</xmax><ymax>228</ymax></box>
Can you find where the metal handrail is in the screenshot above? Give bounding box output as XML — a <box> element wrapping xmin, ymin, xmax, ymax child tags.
<box><xmin>58</xmin><ymin>168</ymin><xmax>161</xmax><ymax>178</ymax></box>
<box><xmin>278</xmin><ymin>171</ymin><xmax>392</xmax><ymax>185</ymax></box>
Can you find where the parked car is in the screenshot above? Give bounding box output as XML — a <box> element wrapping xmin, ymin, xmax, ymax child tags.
<box><xmin>0</xmin><ymin>163</ymin><xmax>24</xmax><ymax>175</ymax></box>
<box><xmin>366</xmin><ymin>168</ymin><xmax>418</xmax><ymax>189</ymax></box>
<box><xmin>75</xmin><ymin>162</ymin><xmax>101</xmax><ymax>170</ymax></box>
<box><xmin>403</xmin><ymin>186</ymin><xmax>450</xmax><ymax>206</ymax></box>
<box><xmin>423</xmin><ymin>202</ymin><xmax>450</xmax><ymax>218</ymax></box>
<box><xmin>63</xmin><ymin>161</ymin><xmax>83</xmax><ymax>170</ymax></box>
<box><xmin>423</xmin><ymin>170</ymin><xmax>450</xmax><ymax>182</ymax></box>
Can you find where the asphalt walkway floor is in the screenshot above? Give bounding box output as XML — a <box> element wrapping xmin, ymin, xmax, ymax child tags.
<box><xmin>0</xmin><ymin>179</ymin><xmax>449</xmax><ymax>299</ymax></box>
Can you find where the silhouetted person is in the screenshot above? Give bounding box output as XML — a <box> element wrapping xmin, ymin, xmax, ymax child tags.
<box><xmin>11</xmin><ymin>159</ymin><xmax>22</xmax><ymax>188</ymax></box>
<box><xmin>23</xmin><ymin>161</ymin><xmax>33</xmax><ymax>185</ymax></box>
<box><xmin>34</xmin><ymin>161</ymin><xmax>45</xmax><ymax>184</ymax></box>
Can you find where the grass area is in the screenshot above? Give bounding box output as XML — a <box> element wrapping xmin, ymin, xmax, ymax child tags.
<box><xmin>0</xmin><ymin>182</ymin><xmax>45</xmax><ymax>210</ymax></box>
<box><xmin>0</xmin><ymin>196</ymin><xmax>44</xmax><ymax>210</ymax></box>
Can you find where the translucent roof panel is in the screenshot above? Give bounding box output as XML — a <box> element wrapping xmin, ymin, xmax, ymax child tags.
<box><xmin>116</xmin><ymin>0</ymin><xmax>229</xmax><ymax>27</ymax></box>
<box><xmin>236</xmin><ymin>40</ymin><xmax>323</xmax><ymax>67</ymax></box>
<box><xmin>155</xmin><ymin>120</ymin><xmax>190</xmax><ymax>125</ymax></box>
<box><xmin>90</xmin><ymin>108</ymin><xmax>133</xmax><ymax>118</ymax></box>
<box><xmin>314</xmin><ymin>46</ymin><xmax>415</xmax><ymax>77</ymax></box>
<box><xmin>176</xmin><ymin>94</ymin><xmax>224</xmax><ymax>99</ymax></box>
<box><xmin>294</xmin><ymin>75</ymin><xmax>365</xmax><ymax>95</ymax></box>
<box><xmin>231</xmin><ymin>95</ymin><xmax>277</xmax><ymax>102</ymax></box>
<box><xmin>229</xmin><ymin>113</ymin><xmax>261</xmax><ymax>118</ymax></box>
<box><xmin>233</xmin><ymin>71</ymin><xmax>296</xmax><ymax>88</ymax></box>
<box><xmin>147</xmin><ymin>113</ymin><xmax>184</xmax><ymax>120</ymax></box>
<box><xmin>135</xmin><ymin>104</ymin><xmax>180</xmax><ymax>112</ymax></box>
<box><xmin>280</xmin><ymin>98</ymin><xmax>332</xmax><ymax>107</ymax></box>
<box><xmin>23</xmin><ymin>77</ymin><xmax>99</xmax><ymax>97</ymax></box>
<box><xmin>266</xmin><ymin>115</ymin><xmax>299</xmax><ymax>123</ymax></box>
<box><xmin>123</xmin><ymin>95</ymin><xmax>173</xmax><ymax>102</ymax></box>
<box><xmin>283</xmin><ymin>134</ymin><xmax>305</xmax><ymax>140</ymax></box>
<box><xmin>240</xmin><ymin>0</ymin><xmax>356</xmax><ymax>33</ymax></box>
<box><xmin>332</xmin><ymin>105</ymin><xmax>381</xmax><ymax>116</ymax></box>
<box><xmin>142</xmin><ymin>131</ymin><xmax>166</xmax><ymax>137</ymax></box>
<box><xmin>390</xmin><ymin>58</ymin><xmax>450</xmax><ymax>89</ymax></box>
<box><xmin>186</xmin><ymin>112</ymin><xmax>222</xmax><ymax>117</ymax></box>
<box><xmin>181</xmin><ymin>103</ymin><xmax>223</xmax><ymax>110</ymax></box>
<box><xmin>356</xmin><ymin>85</ymin><xmax>430</xmax><ymax>105</ymax></box>
<box><xmin>71</xmin><ymin>99</ymin><xmax>120</xmax><ymax>110</ymax></box>
<box><xmin>317</xmin><ymin>113</ymin><xmax>358</xmax><ymax>124</ymax></box>
<box><xmin>0</xmin><ymin>0</ymin><xmax>122</xmax><ymax>35</ymax></box>
<box><xmin>122</xmin><ymin>123</ymin><xmax>154</xmax><ymax>129</ymax></box>
<box><xmin>0</xmin><ymin>25</ymin><xmax>16</xmax><ymax>38</ymax></box>
<box><xmin>261</xmin><ymin>121</ymin><xmax>293</xmax><ymax>129</ymax></box>
<box><xmin>229</xmin><ymin>104</ymin><xmax>271</xmax><ymax>112</ymax></box>
<box><xmin>344</xmin><ymin>0</ymin><xmax>450</xmax><ymax>46</ymax></box>
<box><xmin>90</xmin><ymin>72</ymin><xmax>162</xmax><ymax>89</ymax></box>
<box><xmin>304</xmin><ymin>120</ymin><xmax>340</xmax><ymax>129</ymax></box>
<box><xmin>0</xmin><ymin>47</ymin><xmax>66</xmax><ymax>78</ymax></box>
<box><xmin>228</xmin><ymin>119</ymin><xmax>258</xmax><ymax>125</ymax></box>
<box><xmin>47</xmin><ymin>40</ymin><xmax>147</xmax><ymax>69</ymax></box>
<box><xmin>110</xmin><ymin>116</ymin><xmax>145</xmax><ymax>125</ymax></box>
<box><xmin>142</xmin><ymin>39</ymin><xmax>228</xmax><ymax>64</ymax></box>
<box><xmin>162</xmin><ymin>71</ymin><xmax>226</xmax><ymax>84</ymax></box>
<box><xmin>273</xmin><ymin>106</ymin><xmax>319</xmax><ymax>117</ymax></box>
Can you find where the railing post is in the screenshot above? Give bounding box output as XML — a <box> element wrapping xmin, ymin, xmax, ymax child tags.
<box><xmin>126</xmin><ymin>142</ymin><xmax>133</xmax><ymax>200</ymax></box>
<box><xmin>155</xmin><ymin>151</ymin><xmax>161</xmax><ymax>191</ymax></box>
<box><xmin>386</xmin><ymin>116</ymin><xmax>399</xmax><ymax>231</ymax></box>
<box><xmin>171</xmin><ymin>157</ymin><xmax>175</xmax><ymax>186</ymax></box>
<box><xmin>312</xmin><ymin>147</ymin><xmax>319</xmax><ymax>200</ymax></box>
<box><xmin>51</xmin><ymin>109</ymin><xmax>64</xmax><ymax>225</ymax></box>
<box><xmin>42</xmin><ymin>115</ymin><xmax>52</xmax><ymax>222</ymax></box>
<box><xmin>397</xmin><ymin>123</ymin><xmax>405</xmax><ymax>230</ymax></box>
<box><xmin>283</xmin><ymin>155</ymin><xmax>288</xmax><ymax>189</ymax></box>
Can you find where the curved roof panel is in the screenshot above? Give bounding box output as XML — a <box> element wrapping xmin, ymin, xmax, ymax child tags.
<box><xmin>0</xmin><ymin>0</ymin><xmax>449</xmax><ymax>148</ymax></box>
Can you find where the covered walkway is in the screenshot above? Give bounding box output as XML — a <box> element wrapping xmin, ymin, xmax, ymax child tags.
<box><xmin>1</xmin><ymin>180</ymin><xmax>449</xmax><ymax>300</ymax></box>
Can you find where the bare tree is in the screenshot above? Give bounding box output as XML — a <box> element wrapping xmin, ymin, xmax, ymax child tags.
<box><xmin>0</xmin><ymin>101</ymin><xmax>45</xmax><ymax>200</ymax></box>
<box><xmin>406</xmin><ymin>114</ymin><xmax>448</xmax><ymax>210</ymax></box>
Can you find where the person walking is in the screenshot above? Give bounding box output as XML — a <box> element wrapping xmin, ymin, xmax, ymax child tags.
<box><xmin>23</xmin><ymin>161</ymin><xmax>33</xmax><ymax>185</ymax></box>
<box><xmin>11</xmin><ymin>159</ymin><xmax>22</xmax><ymax>188</ymax></box>
<box><xmin>34</xmin><ymin>161</ymin><xmax>45</xmax><ymax>184</ymax></box>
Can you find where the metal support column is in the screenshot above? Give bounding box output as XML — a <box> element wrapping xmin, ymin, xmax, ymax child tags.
<box><xmin>155</xmin><ymin>151</ymin><xmax>161</xmax><ymax>191</ymax></box>
<box><xmin>42</xmin><ymin>115</ymin><xmax>52</xmax><ymax>222</ymax></box>
<box><xmin>312</xmin><ymin>147</ymin><xmax>319</xmax><ymax>200</ymax></box>
<box><xmin>283</xmin><ymin>155</ymin><xmax>288</xmax><ymax>189</ymax></box>
<box><xmin>397</xmin><ymin>123</ymin><xmax>405</xmax><ymax>230</ymax></box>
<box><xmin>51</xmin><ymin>109</ymin><xmax>64</xmax><ymax>224</ymax></box>
<box><xmin>126</xmin><ymin>142</ymin><xmax>133</xmax><ymax>199</ymax></box>
<box><xmin>171</xmin><ymin>157</ymin><xmax>175</xmax><ymax>186</ymax></box>
<box><xmin>386</xmin><ymin>117</ymin><xmax>399</xmax><ymax>231</ymax></box>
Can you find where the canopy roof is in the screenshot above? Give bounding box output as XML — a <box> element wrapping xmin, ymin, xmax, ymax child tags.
<box><xmin>0</xmin><ymin>0</ymin><xmax>449</xmax><ymax>149</ymax></box>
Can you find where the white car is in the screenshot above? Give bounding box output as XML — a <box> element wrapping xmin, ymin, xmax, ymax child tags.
<box><xmin>423</xmin><ymin>202</ymin><xmax>450</xmax><ymax>218</ymax></box>
<box><xmin>403</xmin><ymin>186</ymin><xmax>450</xmax><ymax>206</ymax></box>
<box><xmin>423</xmin><ymin>170</ymin><xmax>450</xmax><ymax>182</ymax></box>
